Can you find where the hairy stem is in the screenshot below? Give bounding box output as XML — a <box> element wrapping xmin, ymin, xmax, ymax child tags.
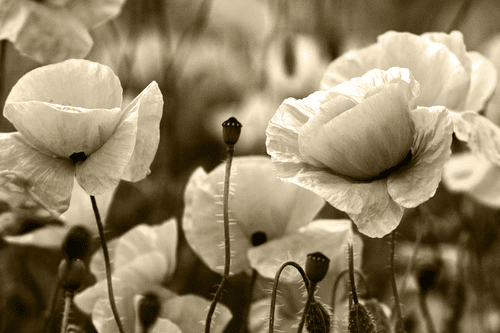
<box><xmin>60</xmin><ymin>291</ymin><xmax>73</xmax><ymax>333</ymax></box>
<box><xmin>390</xmin><ymin>230</ymin><xmax>406</xmax><ymax>333</ymax></box>
<box><xmin>91</xmin><ymin>195</ymin><xmax>125</xmax><ymax>333</ymax></box>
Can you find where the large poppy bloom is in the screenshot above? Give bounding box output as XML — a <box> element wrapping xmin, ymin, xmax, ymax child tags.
<box><xmin>0</xmin><ymin>0</ymin><xmax>125</xmax><ymax>64</ymax></box>
<box><xmin>74</xmin><ymin>219</ymin><xmax>232</xmax><ymax>333</ymax></box>
<box><xmin>320</xmin><ymin>31</ymin><xmax>496</xmax><ymax>113</ymax></box>
<box><xmin>266</xmin><ymin>67</ymin><xmax>454</xmax><ymax>237</ymax></box>
<box><xmin>0</xmin><ymin>59</ymin><xmax>163</xmax><ymax>214</ymax></box>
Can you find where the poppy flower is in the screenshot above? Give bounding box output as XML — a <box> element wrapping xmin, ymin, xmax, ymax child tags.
<box><xmin>74</xmin><ymin>219</ymin><xmax>232</xmax><ymax>333</ymax></box>
<box><xmin>0</xmin><ymin>59</ymin><xmax>163</xmax><ymax>214</ymax></box>
<box><xmin>182</xmin><ymin>155</ymin><xmax>345</xmax><ymax>278</ymax></box>
<box><xmin>0</xmin><ymin>0</ymin><xmax>126</xmax><ymax>64</ymax></box>
<box><xmin>266</xmin><ymin>67</ymin><xmax>454</xmax><ymax>237</ymax></box>
<box><xmin>320</xmin><ymin>30</ymin><xmax>496</xmax><ymax>113</ymax></box>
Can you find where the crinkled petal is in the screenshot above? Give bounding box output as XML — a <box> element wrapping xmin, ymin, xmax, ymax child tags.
<box><xmin>114</xmin><ymin>219</ymin><xmax>178</xmax><ymax>282</ymax></box>
<box><xmin>387</xmin><ymin>106</ymin><xmax>453</xmax><ymax>208</ymax></box>
<box><xmin>121</xmin><ymin>81</ymin><xmax>164</xmax><ymax>182</ymax></box>
<box><xmin>6</xmin><ymin>59</ymin><xmax>122</xmax><ymax>108</ymax></box>
<box><xmin>452</xmin><ymin>111</ymin><xmax>500</xmax><ymax>165</ymax></box>
<box><xmin>421</xmin><ymin>31</ymin><xmax>471</xmax><ymax>67</ymax></box>
<box><xmin>0</xmin><ymin>132</ymin><xmax>74</xmax><ymax>213</ymax></box>
<box><xmin>300</xmin><ymin>81</ymin><xmax>415</xmax><ymax>180</ymax></box>
<box><xmin>162</xmin><ymin>295</ymin><xmax>232</xmax><ymax>333</ymax></box>
<box><xmin>75</xmin><ymin>109</ymin><xmax>138</xmax><ymax>195</ymax></box>
<box><xmin>4</xmin><ymin>102</ymin><xmax>123</xmax><ymax>158</ymax></box>
<box><xmin>0</xmin><ymin>1</ymin><xmax>92</xmax><ymax>64</ymax></box>
<box><xmin>443</xmin><ymin>153</ymin><xmax>500</xmax><ymax>208</ymax></box>
<box><xmin>247</xmin><ymin>219</ymin><xmax>352</xmax><ymax>281</ymax></box>
<box><xmin>464</xmin><ymin>51</ymin><xmax>498</xmax><ymax>112</ymax></box>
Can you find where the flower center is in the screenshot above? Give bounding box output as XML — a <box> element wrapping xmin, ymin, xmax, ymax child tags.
<box><xmin>371</xmin><ymin>149</ymin><xmax>413</xmax><ymax>181</ymax></box>
<box><xmin>251</xmin><ymin>231</ymin><xmax>267</xmax><ymax>246</ymax></box>
<box><xmin>70</xmin><ymin>152</ymin><xmax>87</xmax><ymax>163</ymax></box>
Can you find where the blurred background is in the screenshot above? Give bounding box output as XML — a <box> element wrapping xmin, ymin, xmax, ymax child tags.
<box><xmin>2</xmin><ymin>0</ymin><xmax>500</xmax><ymax>332</ymax></box>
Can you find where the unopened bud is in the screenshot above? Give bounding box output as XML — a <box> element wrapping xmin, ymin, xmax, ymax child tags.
<box><xmin>62</xmin><ymin>225</ymin><xmax>91</xmax><ymax>261</ymax></box>
<box><xmin>58</xmin><ymin>259</ymin><xmax>86</xmax><ymax>292</ymax></box>
<box><xmin>222</xmin><ymin>117</ymin><xmax>242</xmax><ymax>146</ymax></box>
<box><xmin>305</xmin><ymin>300</ymin><xmax>331</xmax><ymax>333</ymax></box>
<box><xmin>305</xmin><ymin>252</ymin><xmax>330</xmax><ymax>283</ymax></box>
<box><xmin>139</xmin><ymin>292</ymin><xmax>161</xmax><ymax>330</ymax></box>
<box><xmin>348</xmin><ymin>303</ymin><xmax>376</xmax><ymax>333</ymax></box>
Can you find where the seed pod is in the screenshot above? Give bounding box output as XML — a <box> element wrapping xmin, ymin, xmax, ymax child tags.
<box><xmin>305</xmin><ymin>252</ymin><xmax>330</xmax><ymax>283</ymax></box>
<box><xmin>305</xmin><ymin>300</ymin><xmax>331</xmax><ymax>333</ymax></box>
<box><xmin>348</xmin><ymin>303</ymin><xmax>376</xmax><ymax>333</ymax></box>
<box><xmin>222</xmin><ymin>117</ymin><xmax>242</xmax><ymax>146</ymax></box>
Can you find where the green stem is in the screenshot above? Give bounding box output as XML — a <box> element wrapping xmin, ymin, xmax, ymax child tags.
<box><xmin>390</xmin><ymin>230</ymin><xmax>406</xmax><ymax>333</ymax></box>
<box><xmin>90</xmin><ymin>195</ymin><xmax>125</xmax><ymax>333</ymax></box>
<box><xmin>269</xmin><ymin>261</ymin><xmax>309</xmax><ymax>333</ymax></box>
<box><xmin>205</xmin><ymin>145</ymin><xmax>234</xmax><ymax>333</ymax></box>
<box><xmin>60</xmin><ymin>291</ymin><xmax>73</xmax><ymax>333</ymax></box>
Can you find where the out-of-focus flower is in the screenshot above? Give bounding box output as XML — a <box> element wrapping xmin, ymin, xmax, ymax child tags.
<box><xmin>321</xmin><ymin>30</ymin><xmax>496</xmax><ymax>113</ymax></box>
<box><xmin>74</xmin><ymin>219</ymin><xmax>232</xmax><ymax>333</ymax></box>
<box><xmin>183</xmin><ymin>155</ymin><xmax>358</xmax><ymax>279</ymax></box>
<box><xmin>0</xmin><ymin>0</ymin><xmax>126</xmax><ymax>64</ymax></box>
<box><xmin>0</xmin><ymin>59</ymin><xmax>163</xmax><ymax>214</ymax></box>
<box><xmin>266</xmin><ymin>67</ymin><xmax>454</xmax><ymax>237</ymax></box>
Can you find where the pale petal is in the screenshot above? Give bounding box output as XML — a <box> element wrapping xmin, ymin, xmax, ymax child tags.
<box><xmin>443</xmin><ymin>153</ymin><xmax>500</xmax><ymax>208</ymax></box>
<box><xmin>183</xmin><ymin>157</ymin><xmax>324</xmax><ymax>275</ymax></box>
<box><xmin>114</xmin><ymin>219</ymin><xmax>178</xmax><ymax>282</ymax></box>
<box><xmin>4</xmin><ymin>102</ymin><xmax>123</xmax><ymax>158</ymax></box>
<box><xmin>162</xmin><ymin>295</ymin><xmax>232</xmax><ymax>333</ymax></box>
<box><xmin>387</xmin><ymin>106</ymin><xmax>453</xmax><ymax>208</ymax></box>
<box><xmin>121</xmin><ymin>81</ymin><xmax>164</xmax><ymax>182</ymax></box>
<box><xmin>75</xmin><ymin>109</ymin><xmax>138</xmax><ymax>195</ymax></box>
<box><xmin>464</xmin><ymin>51</ymin><xmax>497</xmax><ymax>112</ymax></box>
<box><xmin>6</xmin><ymin>59</ymin><xmax>122</xmax><ymax>108</ymax></box>
<box><xmin>300</xmin><ymin>81</ymin><xmax>415</xmax><ymax>180</ymax></box>
<box><xmin>148</xmin><ymin>319</ymin><xmax>182</xmax><ymax>333</ymax></box>
<box><xmin>68</xmin><ymin>0</ymin><xmax>126</xmax><ymax>28</ymax></box>
<box><xmin>0</xmin><ymin>1</ymin><xmax>93</xmax><ymax>64</ymax></box>
<box><xmin>0</xmin><ymin>133</ymin><xmax>74</xmax><ymax>213</ymax></box>
<box><xmin>247</xmin><ymin>220</ymin><xmax>352</xmax><ymax>281</ymax></box>
<box><xmin>421</xmin><ymin>31</ymin><xmax>471</xmax><ymax>67</ymax></box>
<box><xmin>451</xmin><ymin>111</ymin><xmax>500</xmax><ymax>165</ymax></box>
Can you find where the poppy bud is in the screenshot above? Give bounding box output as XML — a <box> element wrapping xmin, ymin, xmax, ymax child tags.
<box><xmin>62</xmin><ymin>225</ymin><xmax>91</xmax><ymax>261</ymax></box>
<box><xmin>305</xmin><ymin>252</ymin><xmax>330</xmax><ymax>283</ymax></box>
<box><xmin>222</xmin><ymin>117</ymin><xmax>242</xmax><ymax>146</ymax></box>
<box><xmin>305</xmin><ymin>300</ymin><xmax>331</xmax><ymax>333</ymax></box>
<box><xmin>348</xmin><ymin>303</ymin><xmax>376</xmax><ymax>333</ymax></box>
<box><xmin>138</xmin><ymin>292</ymin><xmax>161</xmax><ymax>330</ymax></box>
<box><xmin>58</xmin><ymin>259</ymin><xmax>86</xmax><ymax>292</ymax></box>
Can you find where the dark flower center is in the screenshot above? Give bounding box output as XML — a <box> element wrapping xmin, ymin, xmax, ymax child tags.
<box><xmin>371</xmin><ymin>149</ymin><xmax>413</xmax><ymax>181</ymax></box>
<box><xmin>251</xmin><ymin>231</ymin><xmax>267</xmax><ymax>246</ymax></box>
<box><xmin>70</xmin><ymin>152</ymin><xmax>87</xmax><ymax>163</ymax></box>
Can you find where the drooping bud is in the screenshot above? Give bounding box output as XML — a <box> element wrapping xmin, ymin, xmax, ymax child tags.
<box><xmin>222</xmin><ymin>117</ymin><xmax>242</xmax><ymax>146</ymax></box>
<box><xmin>58</xmin><ymin>259</ymin><xmax>86</xmax><ymax>292</ymax></box>
<box><xmin>138</xmin><ymin>292</ymin><xmax>162</xmax><ymax>331</ymax></box>
<box><xmin>62</xmin><ymin>225</ymin><xmax>91</xmax><ymax>261</ymax></box>
<box><xmin>348</xmin><ymin>303</ymin><xmax>376</xmax><ymax>333</ymax></box>
<box><xmin>305</xmin><ymin>252</ymin><xmax>330</xmax><ymax>283</ymax></box>
<box><xmin>251</xmin><ymin>231</ymin><xmax>267</xmax><ymax>246</ymax></box>
<box><xmin>305</xmin><ymin>300</ymin><xmax>331</xmax><ymax>333</ymax></box>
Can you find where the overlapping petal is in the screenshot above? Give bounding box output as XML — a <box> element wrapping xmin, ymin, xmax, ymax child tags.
<box><xmin>320</xmin><ymin>31</ymin><xmax>496</xmax><ymax>112</ymax></box>
<box><xmin>182</xmin><ymin>156</ymin><xmax>325</xmax><ymax>274</ymax></box>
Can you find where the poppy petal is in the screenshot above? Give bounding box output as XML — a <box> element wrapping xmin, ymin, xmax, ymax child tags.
<box><xmin>387</xmin><ymin>106</ymin><xmax>453</xmax><ymax>208</ymax></box>
<box><xmin>0</xmin><ymin>132</ymin><xmax>74</xmax><ymax>213</ymax></box>
<box><xmin>121</xmin><ymin>81</ymin><xmax>164</xmax><ymax>182</ymax></box>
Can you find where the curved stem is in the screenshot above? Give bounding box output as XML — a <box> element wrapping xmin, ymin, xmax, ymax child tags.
<box><xmin>390</xmin><ymin>230</ymin><xmax>406</xmax><ymax>333</ymax></box>
<box><xmin>269</xmin><ymin>261</ymin><xmax>309</xmax><ymax>333</ymax></box>
<box><xmin>90</xmin><ymin>195</ymin><xmax>125</xmax><ymax>333</ymax></box>
<box><xmin>205</xmin><ymin>145</ymin><xmax>234</xmax><ymax>333</ymax></box>
<box><xmin>60</xmin><ymin>291</ymin><xmax>73</xmax><ymax>333</ymax></box>
<box><xmin>331</xmin><ymin>267</ymin><xmax>369</xmax><ymax>326</ymax></box>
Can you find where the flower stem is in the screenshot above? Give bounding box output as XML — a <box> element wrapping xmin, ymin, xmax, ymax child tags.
<box><xmin>205</xmin><ymin>145</ymin><xmax>234</xmax><ymax>333</ymax></box>
<box><xmin>43</xmin><ymin>280</ymin><xmax>60</xmax><ymax>333</ymax></box>
<box><xmin>60</xmin><ymin>291</ymin><xmax>73</xmax><ymax>333</ymax></box>
<box><xmin>296</xmin><ymin>282</ymin><xmax>317</xmax><ymax>333</ymax></box>
<box><xmin>269</xmin><ymin>261</ymin><xmax>309</xmax><ymax>333</ymax></box>
<box><xmin>418</xmin><ymin>290</ymin><xmax>436</xmax><ymax>333</ymax></box>
<box><xmin>390</xmin><ymin>230</ymin><xmax>406</xmax><ymax>333</ymax></box>
<box><xmin>90</xmin><ymin>195</ymin><xmax>125</xmax><ymax>333</ymax></box>
<box><xmin>239</xmin><ymin>269</ymin><xmax>258</xmax><ymax>333</ymax></box>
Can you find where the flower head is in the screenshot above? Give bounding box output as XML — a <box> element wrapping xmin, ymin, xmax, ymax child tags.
<box><xmin>183</xmin><ymin>155</ymin><xmax>359</xmax><ymax>279</ymax></box>
<box><xmin>0</xmin><ymin>0</ymin><xmax>126</xmax><ymax>64</ymax></box>
<box><xmin>0</xmin><ymin>59</ymin><xmax>163</xmax><ymax>214</ymax></box>
<box><xmin>321</xmin><ymin>31</ymin><xmax>496</xmax><ymax>113</ymax></box>
<box><xmin>266</xmin><ymin>67</ymin><xmax>454</xmax><ymax>237</ymax></box>
<box><xmin>74</xmin><ymin>219</ymin><xmax>232</xmax><ymax>333</ymax></box>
